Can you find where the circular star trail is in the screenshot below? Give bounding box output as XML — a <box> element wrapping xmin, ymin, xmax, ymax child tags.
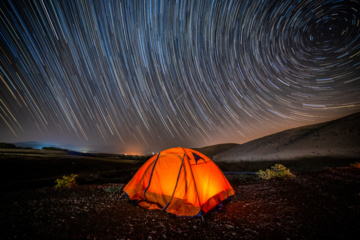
<box><xmin>0</xmin><ymin>0</ymin><xmax>359</xmax><ymax>153</ymax></box>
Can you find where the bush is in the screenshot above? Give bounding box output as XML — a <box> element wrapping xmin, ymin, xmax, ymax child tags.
<box><xmin>54</xmin><ymin>174</ymin><xmax>78</xmax><ymax>188</ymax></box>
<box><xmin>257</xmin><ymin>164</ymin><xmax>295</xmax><ymax>180</ymax></box>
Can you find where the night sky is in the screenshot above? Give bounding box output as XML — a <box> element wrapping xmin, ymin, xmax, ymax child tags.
<box><xmin>1</xmin><ymin>0</ymin><xmax>359</xmax><ymax>154</ymax></box>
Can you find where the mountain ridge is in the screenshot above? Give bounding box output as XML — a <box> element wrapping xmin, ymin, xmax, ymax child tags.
<box><xmin>196</xmin><ymin>112</ymin><xmax>360</xmax><ymax>162</ymax></box>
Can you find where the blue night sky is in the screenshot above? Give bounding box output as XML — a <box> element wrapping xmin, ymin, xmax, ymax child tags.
<box><xmin>0</xmin><ymin>0</ymin><xmax>359</xmax><ymax>154</ymax></box>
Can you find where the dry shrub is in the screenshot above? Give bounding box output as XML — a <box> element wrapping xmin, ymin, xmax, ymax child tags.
<box><xmin>257</xmin><ymin>164</ymin><xmax>295</xmax><ymax>180</ymax></box>
<box><xmin>54</xmin><ymin>174</ymin><xmax>78</xmax><ymax>188</ymax></box>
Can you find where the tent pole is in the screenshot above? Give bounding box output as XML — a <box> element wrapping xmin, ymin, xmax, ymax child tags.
<box><xmin>183</xmin><ymin>148</ymin><xmax>204</xmax><ymax>220</ymax></box>
<box><xmin>143</xmin><ymin>152</ymin><xmax>161</xmax><ymax>201</ymax></box>
<box><xmin>163</xmin><ymin>153</ymin><xmax>185</xmax><ymax>211</ymax></box>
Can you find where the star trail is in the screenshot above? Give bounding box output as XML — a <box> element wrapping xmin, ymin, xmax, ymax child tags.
<box><xmin>0</xmin><ymin>0</ymin><xmax>359</xmax><ymax>153</ymax></box>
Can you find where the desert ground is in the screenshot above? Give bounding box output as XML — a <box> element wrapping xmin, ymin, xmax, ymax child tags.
<box><xmin>1</xmin><ymin>149</ymin><xmax>360</xmax><ymax>239</ymax></box>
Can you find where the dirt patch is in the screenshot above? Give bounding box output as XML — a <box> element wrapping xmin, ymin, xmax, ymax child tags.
<box><xmin>1</xmin><ymin>167</ymin><xmax>359</xmax><ymax>239</ymax></box>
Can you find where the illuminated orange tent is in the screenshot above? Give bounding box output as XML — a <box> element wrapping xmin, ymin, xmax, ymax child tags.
<box><xmin>123</xmin><ymin>147</ymin><xmax>234</xmax><ymax>217</ymax></box>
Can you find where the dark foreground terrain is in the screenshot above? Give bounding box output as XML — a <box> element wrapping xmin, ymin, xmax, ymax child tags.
<box><xmin>1</xmin><ymin>149</ymin><xmax>360</xmax><ymax>239</ymax></box>
<box><xmin>1</xmin><ymin>167</ymin><xmax>360</xmax><ymax>239</ymax></box>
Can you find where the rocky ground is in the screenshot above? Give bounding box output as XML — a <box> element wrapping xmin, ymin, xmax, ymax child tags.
<box><xmin>1</xmin><ymin>167</ymin><xmax>360</xmax><ymax>240</ymax></box>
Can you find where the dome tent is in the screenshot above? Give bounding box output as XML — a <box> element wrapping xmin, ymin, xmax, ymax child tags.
<box><xmin>123</xmin><ymin>147</ymin><xmax>234</xmax><ymax>218</ymax></box>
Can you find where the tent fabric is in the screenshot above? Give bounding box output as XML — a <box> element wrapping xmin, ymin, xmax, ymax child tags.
<box><xmin>123</xmin><ymin>147</ymin><xmax>235</xmax><ymax>217</ymax></box>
